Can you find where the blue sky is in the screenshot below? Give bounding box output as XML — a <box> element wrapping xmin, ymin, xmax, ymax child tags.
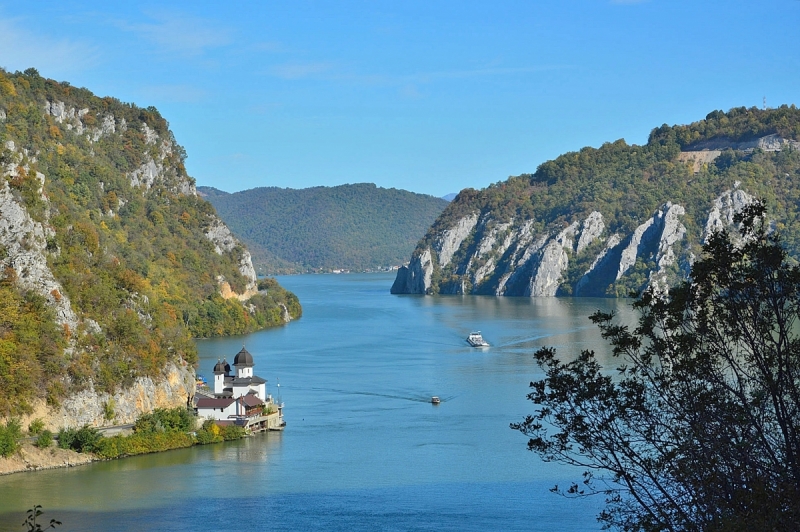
<box><xmin>1</xmin><ymin>1</ymin><xmax>798</xmax><ymax>197</ymax></box>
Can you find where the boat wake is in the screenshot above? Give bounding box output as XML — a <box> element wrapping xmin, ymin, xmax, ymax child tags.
<box><xmin>310</xmin><ymin>387</ymin><xmax>455</xmax><ymax>403</ymax></box>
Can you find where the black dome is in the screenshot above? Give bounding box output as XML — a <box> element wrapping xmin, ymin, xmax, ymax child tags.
<box><xmin>233</xmin><ymin>347</ymin><xmax>254</xmax><ymax>367</ymax></box>
<box><xmin>213</xmin><ymin>359</ymin><xmax>225</xmax><ymax>374</ymax></box>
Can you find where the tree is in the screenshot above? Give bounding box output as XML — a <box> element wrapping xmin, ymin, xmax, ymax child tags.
<box><xmin>512</xmin><ymin>202</ymin><xmax>800</xmax><ymax>531</ymax></box>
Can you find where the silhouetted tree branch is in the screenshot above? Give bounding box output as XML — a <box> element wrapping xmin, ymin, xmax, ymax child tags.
<box><xmin>513</xmin><ymin>202</ymin><xmax>800</xmax><ymax>531</ymax></box>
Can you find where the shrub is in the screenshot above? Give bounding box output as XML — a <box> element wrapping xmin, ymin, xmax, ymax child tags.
<box><xmin>35</xmin><ymin>430</ymin><xmax>53</xmax><ymax>449</ymax></box>
<box><xmin>57</xmin><ymin>425</ymin><xmax>102</xmax><ymax>453</ymax></box>
<box><xmin>219</xmin><ymin>425</ymin><xmax>246</xmax><ymax>441</ymax></box>
<box><xmin>195</xmin><ymin>419</ymin><xmax>223</xmax><ymax>445</ymax></box>
<box><xmin>93</xmin><ymin>431</ymin><xmax>194</xmax><ymax>459</ymax></box>
<box><xmin>28</xmin><ymin>418</ymin><xmax>45</xmax><ymax>435</ymax></box>
<box><xmin>0</xmin><ymin>418</ymin><xmax>22</xmax><ymax>457</ymax></box>
<box><xmin>102</xmin><ymin>400</ymin><xmax>115</xmax><ymax>422</ymax></box>
<box><xmin>134</xmin><ymin>407</ymin><xmax>193</xmax><ymax>434</ymax></box>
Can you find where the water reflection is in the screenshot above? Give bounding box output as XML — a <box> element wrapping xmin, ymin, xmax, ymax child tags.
<box><xmin>0</xmin><ymin>273</ymin><xmax>636</xmax><ymax>531</ymax></box>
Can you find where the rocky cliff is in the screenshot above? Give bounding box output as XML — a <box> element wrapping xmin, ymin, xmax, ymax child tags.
<box><xmin>392</xmin><ymin>188</ymin><xmax>756</xmax><ymax>298</ymax></box>
<box><xmin>393</xmin><ymin>106</ymin><xmax>800</xmax><ymax>297</ymax></box>
<box><xmin>0</xmin><ymin>68</ymin><xmax>299</xmax><ymax>427</ymax></box>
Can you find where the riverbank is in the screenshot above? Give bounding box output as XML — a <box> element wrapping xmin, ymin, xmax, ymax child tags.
<box><xmin>0</xmin><ymin>443</ymin><xmax>95</xmax><ymax>476</ymax></box>
<box><xmin>0</xmin><ymin>413</ymin><xmax>251</xmax><ymax>476</ymax></box>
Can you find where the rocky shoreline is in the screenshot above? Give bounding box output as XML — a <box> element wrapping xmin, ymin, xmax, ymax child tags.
<box><xmin>0</xmin><ymin>443</ymin><xmax>95</xmax><ymax>476</ymax></box>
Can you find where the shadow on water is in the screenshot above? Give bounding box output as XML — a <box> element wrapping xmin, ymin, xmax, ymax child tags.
<box><xmin>0</xmin><ymin>481</ymin><xmax>606</xmax><ymax>532</ymax></box>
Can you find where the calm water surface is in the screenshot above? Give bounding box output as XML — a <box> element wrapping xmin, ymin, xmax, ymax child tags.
<box><xmin>0</xmin><ymin>273</ymin><xmax>631</xmax><ymax>531</ymax></box>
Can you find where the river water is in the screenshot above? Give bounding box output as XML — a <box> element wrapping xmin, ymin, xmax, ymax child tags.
<box><xmin>0</xmin><ymin>273</ymin><xmax>632</xmax><ymax>531</ymax></box>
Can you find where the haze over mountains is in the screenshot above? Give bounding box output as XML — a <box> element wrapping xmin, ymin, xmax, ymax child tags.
<box><xmin>199</xmin><ymin>184</ymin><xmax>448</xmax><ymax>274</ymax></box>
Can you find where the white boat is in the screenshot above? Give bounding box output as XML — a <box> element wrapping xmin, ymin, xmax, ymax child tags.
<box><xmin>431</xmin><ymin>396</ymin><xmax>441</xmax><ymax>404</ymax></box>
<box><xmin>466</xmin><ymin>331</ymin><xmax>489</xmax><ymax>347</ymax></box>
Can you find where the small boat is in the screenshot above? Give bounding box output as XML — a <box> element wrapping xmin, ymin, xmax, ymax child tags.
<box><xmin>431</xmin><ymin>396</ymin><xmax>441</xmax><ymax>404</ymax></box>
<box><xmin>466</xmin><ymin>331</ymin><xmax>489</xmax><ymax>347</ymax></box>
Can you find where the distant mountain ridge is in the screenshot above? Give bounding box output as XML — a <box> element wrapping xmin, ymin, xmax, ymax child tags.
<box><xmin>199</xmin><ymin>183</ymin><xmax>448</xmax><ymax>273</ymax></box>
<box><xmin>392</xmin><ymin>105</ymin><xmax>800</xmax><ymax>297</ymax></box>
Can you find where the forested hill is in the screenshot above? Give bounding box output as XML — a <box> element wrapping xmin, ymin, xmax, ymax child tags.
<box><xmin>0</xmin><ymin>68</ymin><xmax>300</xmax><ymax>420</ymax></box>
<box><xmin>198</xmin><ymin>183</ymin><xmax>449</xmax><ymax>273</ymax></box>
<box><xmin>392</xmin><ymin>105</ymin><xmax>800</xmax><ymax>297</ymax></box>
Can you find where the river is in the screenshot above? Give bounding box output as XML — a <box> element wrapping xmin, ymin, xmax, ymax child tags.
<box><xmin>0</xmin><ymin>273</ymin><xmax>633</xmax><ymax>531</ymax></box>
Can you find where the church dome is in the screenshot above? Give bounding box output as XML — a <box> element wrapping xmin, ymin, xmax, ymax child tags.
<box><xmin>213</xmin><ymin>359</ymin><xmax>225</xmax><ymax>374</ymax></box>
<box><xmin>233</xmin><ymin>346</ymin><xmax>254</xmax><ymax>367</ymax></box>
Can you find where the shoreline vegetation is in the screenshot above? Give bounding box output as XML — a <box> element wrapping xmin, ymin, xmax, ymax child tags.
<box><xmin>0</xmin><ymin>407</ymin><xmax>249</xmax><ymax>476</ymax></box>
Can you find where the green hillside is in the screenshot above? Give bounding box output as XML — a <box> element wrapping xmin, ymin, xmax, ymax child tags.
<box><xmin>396</xmin><ymin>105</ymin><xmax>800</xmax><ymax>297</ymax></box>
<box><xmin>199</xmin><ymin>183</ymin><xmax>449</xmax><ymax>273</ymax></box>
<box><xmin>0</xmin><ymin>69</ymin><xmax>300</xmax><ymax>415</ymax></box>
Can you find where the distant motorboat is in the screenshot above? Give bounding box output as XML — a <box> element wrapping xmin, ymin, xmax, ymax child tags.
<box><xmin>431</xmin><ymin>396</ymin><xmax>441</xmax><ymax>404</ymax></box>
<box><xmin>466</xmin><ymin>331</ymin><xmax>489</xmax><ymax>347</ymax></box>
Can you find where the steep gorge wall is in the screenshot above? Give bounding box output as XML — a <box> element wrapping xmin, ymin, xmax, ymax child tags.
<box><xmin>0</xmin><ymin>71</ymin><xmax>287</xmax><ymax>426</ymax></box>
<box><xmin>17</xmin><ymin>362</ymin><xmax>195</xmax><ymax>432</ymax></box>
<box><xmin>393</xmin><ymin>188</ymin><xmax>752</xmax><ymax>298</ymax></box>
<box><xmin>392</xmin><ymin>115</ymin><xmax>800</xmax><ymax>298</ymax></box>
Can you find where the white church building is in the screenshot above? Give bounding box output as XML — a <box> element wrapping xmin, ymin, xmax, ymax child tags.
<box><xmin>212</xmin><ymin>346</ymin><xmax>267</xmax><ymax>400</ymax></box>
<box><xmin>194</xmin><ymin>346</ymin><xmax>284</xmax><ymax>432</ymax></box>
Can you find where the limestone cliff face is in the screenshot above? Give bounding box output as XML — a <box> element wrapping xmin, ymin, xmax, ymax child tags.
<box><xmin>52</xmin><ymin>362</ymin><xmax>195</xmax><ymax>429</ymax></box>
<box><xmin>0</xmin><ymin>174</ymin><xmax>78</xmax><ymax>331</ymax></box>
<box><xmin>703</xmin><ymin>188</ymin><xmax>753</xmax><ymax>243</ymax></box>
<box><xmin>393</xmin><ymin>191</ymin><xmax>752</xmax><ymax>297</ymax></box>
<box><xmin>392</xmin><ymin>120</ymin><xmax>800</xmax><ymax>298</ymax></box>
<box><xmin>5</xmin><ymin>99</ymin><xmax>260</xmax><ymax>309</ymax></box>
<box><xmin>14</xmin><ymin>362</ymin><xmax>195</xmax><ymax>431</ymax></box>
<box><xmin>391</xmin><ymin>248</ymin><xmax>433</xmax><ymax>294</ymax></box>
<box><xmin>0</xmin><ymin>71</ymin><xmax>294</xmax><ymax>424</ymax></box>
<box><xmin>42</xmin><ymin>98</ymin><xmax>258</xmax><ymax>301</ymax></box>
<box><xmin>204</xmin><ymin>218</ymin><xmax>258</xmax><ymax>296</ymax></box>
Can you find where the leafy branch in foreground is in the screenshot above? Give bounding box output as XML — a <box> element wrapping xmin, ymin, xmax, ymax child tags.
<box><xmin>513</xmin><ymin>201</ymin><xmax>800</xmax><ymax>531</ymax></box>
<box><xmin>23</xmin><ymin>505</ymin><xmax>61</xmax><ymax>531</ymax></box>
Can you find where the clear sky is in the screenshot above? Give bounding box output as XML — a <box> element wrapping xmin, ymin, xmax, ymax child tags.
<box><xmin>1</xmin><ymin>1</ymin><xmax>798</xmax><ymax>197</ymax></box>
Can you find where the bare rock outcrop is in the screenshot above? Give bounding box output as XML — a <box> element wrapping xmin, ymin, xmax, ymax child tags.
<box><xmin>648</xmin><ymin>203</ymin><xmax>687</xmax><ymax>293</ymax></box>
<box><xmin>391</xmin><ymin>248</ymin><xmax>434</xmax><ymax>294</ymax></box>
<box><xmin>686</xmin><ymin>133</ymin><xmax>800</xmax><ymax>152</ymax></box>
<box><xmin>576</xmin><ymin>211</ymin><xmax>604</xmax><ymax>253</ymax></box>
<box><xmin>703</xmin><ymin>187</ymin><xmax>754</xmax><ymax>243</ymax></box>
<box><xmin>205</xmin><ymin>217</ymin><xmax>238</xmax><ymax>254</ymax></box>
<box><xmin>575</xmin><ymin>233</ymin><xmax>622</xmax><ymax>295</ymax></box>
<box><xmin>392</xmin><ymin>197</ymin><xmax>701</xmax><ymax>298</ymax></box>
<box><xmin>471</xmin><ymin>220</ymin><xmax>513</xmax><ymax>288</ymax></box>
<box><xmin>0</xmin><ymin>177</ymin><xmax>78</xmax><ymax>330</ymax></box>
<box><xmin>435</xmin><ymin>213</ymin><xmax>479</xmax><ymax>267</ymax></box>
<box><xmin>45</xmin><ymin>100</ymin><xmax>120</xmax><ymax>143</ymax></box>
<box><xmin>205</xmin><ymin>219</ymin><xmax>258</xmax><ymax>298</ymax></box>
<box><xmin>127</xmin><ymin>135</ymin><xmax>196</xmax><ymax>196</ymax></box>
<box><xmin>680</xmin><ymin>134</ymin><xmax>800</xmax><ymax>173</ymax></box>
<box><xmin>522</xmin><ymin>222</ymin><xmax>578</xmax><ymax>296</ymax></box>
<box><xmin>50</xmin><ymin>362</ymin><xmax>195</xmax><ymax>429</ymax></box>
